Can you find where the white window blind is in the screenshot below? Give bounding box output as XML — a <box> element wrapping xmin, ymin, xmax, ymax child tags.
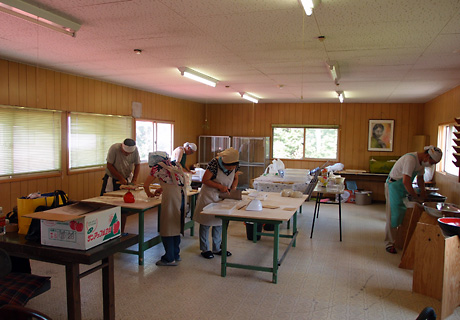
<box><xmin>69</xmin><ymin>112</ymin><xmax>133</xmax><ymax>169</ymax></box>
<box><xmin>0</xmin><ymin>105</ymin><xmax>61</xmax><ymax>177</ymax></box>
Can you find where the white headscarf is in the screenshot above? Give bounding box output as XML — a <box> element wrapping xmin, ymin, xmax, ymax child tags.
<box><xmin>424</xmin><ymin>145</ymin><xmax>443</xmax><ymax>163</ymax></box>
<box><xmin>183</xmin><ymin>142</ymin><xmax>197</xmax><ymax>152</ymax></box>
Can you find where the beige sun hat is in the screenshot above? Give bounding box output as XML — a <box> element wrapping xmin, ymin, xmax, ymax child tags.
<box><xmin>218</xmin><ymin>147</ymin><xmax>239</xmax><ymax>164</ymax></box>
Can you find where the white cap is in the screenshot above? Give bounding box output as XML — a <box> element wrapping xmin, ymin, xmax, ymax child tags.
<box><xmin>183</xmin><ymin>142</ymin><xmax>197</xmax><ymax>152</ymax></box>
<box><xmin>424</xmin><ymin>145</ymin><xmax>443</xmax><ymax>163</ymax></box>
<box><xmin>122</xmin><ymin>138</ymin><xmax>137</xmax><ymax>153</ymax></box>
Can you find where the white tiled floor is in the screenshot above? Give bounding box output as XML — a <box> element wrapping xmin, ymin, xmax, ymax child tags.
<box><xmin>27</xmin><ymin>201</ymin><xmax>460</xmax><ymax>320</ymax></box>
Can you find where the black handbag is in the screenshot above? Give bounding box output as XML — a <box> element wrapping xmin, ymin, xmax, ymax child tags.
<box><xmin>25</xmin><ymin>190</ymin><xmax>70</xmax><ymax>242</ymax></box>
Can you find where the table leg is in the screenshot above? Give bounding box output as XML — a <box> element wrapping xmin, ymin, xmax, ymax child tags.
<box><xmin>221</xmin><ymin>219</ymin><xmax>228</xmax><ymax>277</ymax></box>
<box><xmin>252</xmin><ymin>222</ymin><xmax>258</xmax><ymax>243</ymax></box>
<box><xmin>102</xmin><ymin>256</ymin><xmax>115</xmax><ymax>320</ymax></box>
<box><xmin>338</xmin><ymin>194</ymin><xmax>342</xmax><ymax>242</ymax></box>
<box><xmin>273</xmin><ymin>224</ymin><xmax>280</xmax><ymax>284</ymax></box>
<box><xmin>139</xmin><ymin>210</ymin><xmax>145</xmax><ymax>265</ymax></box>
<box><xmin>310</xmin><ymin>193</ymin><xmax>321</xmax><ymax>238</ymax></box>
<box><xmin>190</xmin><ymin>194</ymin><xmax>196</xmax><ymax>236</ymax></box>
<box><xmin>293</xmin><ymin>210</ymin><xmax>298</xmax><ymax>247</ymax></box>
<box><xmin>316</xmin><ymin>193</ymin><xmax>322</xmax><ymax>218</ymax></box>
<box><xmin>65</xmin><ymin>263</ymin><xmax>81</xmax><ymax>320</ymax></box>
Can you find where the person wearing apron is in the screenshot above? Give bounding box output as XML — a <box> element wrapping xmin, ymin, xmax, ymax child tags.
<box><xmin>193</xmin><ymin>148</ymin><xmax>240</xmax><ymax>259</ymax></box>
<box><xmin>101</xmin><ymin>138</ymin><xmax>140</xmax><ymax>195</ymax></box>
<box><xmin>144</xmin><ymin>152</ymin><xmax>186</xmax><ymax>266</ymax></box>
<box><xmin>172</xmin><ymin>142</ymin><xmax>197</xmax><ymax>173</ymax></box>
<box><xmin>384</xmin><ymin>146</ymin><xmax>442</xmax><ymax>254</ymax></box>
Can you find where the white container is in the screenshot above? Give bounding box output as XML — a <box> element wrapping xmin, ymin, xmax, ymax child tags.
<box><xmin>355</xmin><ymin>191</ymin><xmax>372</xmax><ymax>205</ymax></box>
<box><xmin>192</xmin><ymin>168</ymin><xmax>206</xmax><ymax>182</ymax></box>
<box><xmin>25</xmin><ymin>202</ymin><xmax>121</xmax><ymax>250</ymax></box>
<box><xmin>202</xmin><ymin>200</ymin><xmax>238</xmax><ymax>214</ymax></box>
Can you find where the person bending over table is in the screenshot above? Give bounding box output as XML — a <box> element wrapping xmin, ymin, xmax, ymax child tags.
<box><xmin>193</xmin><ymin>147</ymin><xmax>239</xmax><ymax>259</ymax></box>
<box><xmin>172</xmin><ymin>142</ymin><xmax>197</xmax><ymax>173</ymax></box>
<box><xmin>144</xmin><ymin>151</ymin><xmax>186</xmax><ymax>266</ymax></box>
<box><xmin>101</xmin><ymin>138</ymin><xmax>140</xmax><ymax>232</ymax></box>
<box><xmin>384</xmin><ymin>145</ymin><xmax>442</xmax><ymax>254</ymax></box>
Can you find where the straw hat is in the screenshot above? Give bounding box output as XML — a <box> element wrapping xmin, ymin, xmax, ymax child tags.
<box><xmin>218</xmin><ymin>147</ymin><xmax>239</xmax><ymax>164</ymax></box>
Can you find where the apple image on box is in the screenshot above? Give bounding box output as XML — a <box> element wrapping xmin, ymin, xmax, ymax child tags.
<box><xmin>113</xmin><ymin>221</ymin><xmax>120</xmax><ymax>234</ymax></box>
<box><xmin>70</xmin><ymin>220</ymin><xmax>77</xmax><ymax>230</ymax></box>
<box><xmin>76</xmin><ymin>222</ymin><xmax>84</xmax><ymax>232</ymax></box>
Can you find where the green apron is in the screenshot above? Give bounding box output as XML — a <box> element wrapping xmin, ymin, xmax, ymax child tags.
<box><xmin>387</xmin><ymin>153</ymin><xmax>419</xmax><ymax>228</ymax></box>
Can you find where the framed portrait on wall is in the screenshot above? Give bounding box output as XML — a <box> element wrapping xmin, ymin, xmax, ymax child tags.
<box><xmin>368</xmin><ymin>119</ymin><xmax>394</xmax><ymax>152</ymax></box>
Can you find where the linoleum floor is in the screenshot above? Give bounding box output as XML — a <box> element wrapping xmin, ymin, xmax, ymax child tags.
<box><xmin>26</xmin><ymin>201</ymin><xmax>460</xmax><ymax>320</ymax></box>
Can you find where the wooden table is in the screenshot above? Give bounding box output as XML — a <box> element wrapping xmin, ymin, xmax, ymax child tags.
<box><xmin>0</xmin><ymin>232</ymin><xmax>138</xmax><ymax>320</ymax></box>
<box><xmin>310</xmin><ymin>184</ymin><xmax>345</xmax><ymax>241</ymax></box>
<box><xmin>84</xmin><ymin>189</ymin><xmax>199</xmax><ymax>265</ymax></box>
<box><xmin>201</xmin><ymin>192</ymin><xmax>307</xmax><ymax>283</ymax></box>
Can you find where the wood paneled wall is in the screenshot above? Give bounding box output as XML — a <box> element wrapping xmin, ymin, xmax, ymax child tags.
<box><xmin>0</xmin><ymin>58</ymin><xmax>204</xmax><ymax>213</ymax></box>
<box><xmin>424</xmin><ymin>85</ymin><xmax>460</xmax><ymax>204</ymax></box>
<box><xmin>205</xmin><ymin>102</ymin><xmax>424</xmax><ymax>170</ymax></box>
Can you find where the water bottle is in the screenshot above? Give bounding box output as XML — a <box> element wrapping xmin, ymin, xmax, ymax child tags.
<box><xmin>0</xmin><ymin>207</ymin><xmax>5</xmax><ymax>235</ymax></box>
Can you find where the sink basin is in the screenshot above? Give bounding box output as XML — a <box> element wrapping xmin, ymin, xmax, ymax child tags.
<box><xmin>423</xmin><ymin>202</ymin><xmax>460</xmax><ymax>218</ymax></box>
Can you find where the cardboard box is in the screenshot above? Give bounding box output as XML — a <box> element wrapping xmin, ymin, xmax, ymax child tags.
<box><xmin>25</xmin><ymin>202</ymin><xmax>121</xmax><ymax>250</ymax></box>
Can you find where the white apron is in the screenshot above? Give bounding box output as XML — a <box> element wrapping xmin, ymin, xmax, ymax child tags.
<box><xmin>193</xmin><ymin>166</ymin><xmax>236</xmax><ymax>227</ymax></box>
<box><xmin>158</xmin><ymin>163</ymin><xmax>186</xmax><ymax>236</ymax></box>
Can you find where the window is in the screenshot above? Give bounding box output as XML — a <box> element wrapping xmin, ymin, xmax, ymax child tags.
<box><xmin>68</xmin><ymin>112</ymin><xmax>132</xmax><ymax>170</ymax></box>
<box><xmin>438</xmin><ymin>123</ymin><xmax>458</xmax><ymax>176</ymax></box>
<box><xmin>272</xmin><ymin>125</ymin><xmax>338</xmax><ymax>160</ymax></box>
<box><xmin>0</xmin><ymin>105</ymin><xmax>61</xmax><ymax>177</ymax></box>
<box><xmin>136</xmin><ymin>120</ymin><xmax>174</xmax><ymax>161</ymax></box>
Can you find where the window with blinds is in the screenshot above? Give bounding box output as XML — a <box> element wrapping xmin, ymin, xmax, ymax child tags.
<box><xmin>69</xmin><ymin>112</ymin><xmax>133</xmax><ymax>170</ymax></box>
<box><xmin>0</xmin><ymin>105</ymin><xmax>62</xmax><ymax>177</ymax></box>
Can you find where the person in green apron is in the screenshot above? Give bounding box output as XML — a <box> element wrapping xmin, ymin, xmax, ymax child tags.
<box><xmin>193</xmin><ymin>148</ymin><xmax>240</xmax><ymax>259</ymax></box>
<box><xmin>384</xmin><ymin>146</ymin><xmax>442</xmax><ymax>254</ymax></box>
<box><xmin>144</xmin><ymin>151</ymin><xmax>186</xmax><ymax>266</ymax></box>
<box><xmin>172</xmin><ymin>142</ymin><xmax>197</xmax><ymax>173</ymax></box>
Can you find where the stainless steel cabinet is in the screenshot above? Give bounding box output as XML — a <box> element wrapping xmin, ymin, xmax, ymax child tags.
<box><xmin>198</xmin><ymin>135</ymin><xmax>231</xmax><ymax>168</ymax></box>
<box><xmin>232</xmin><ymin>136</ymin><xmax>270</xmax><ymax>188</ymax></box>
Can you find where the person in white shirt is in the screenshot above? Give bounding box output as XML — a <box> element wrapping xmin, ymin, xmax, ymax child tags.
<box><xmin>172</xmin><ymin>142</ymin><xmax>197</xmax><ymax>173</ymax></box>
<box><xmin>384</xmin><ymin>146</ymin><xmax>442</xmax><ymax>254</ymax></box>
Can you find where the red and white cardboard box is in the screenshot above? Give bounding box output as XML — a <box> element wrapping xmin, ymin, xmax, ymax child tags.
<box><xmin>25</xmin><ymin>202</ymin><xmax>121</xmax><ymax>250</ymax></box>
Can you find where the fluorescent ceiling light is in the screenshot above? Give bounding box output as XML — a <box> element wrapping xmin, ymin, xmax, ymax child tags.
<box><xmin>0</xmin><ymin>0</ymin><xmax>81</xmax><ymax>37</ymax></box>
<box><xmin>239</xmin><ymin>92</ymin><xmax>259</xmax><ymax>103</ymax></box>
<box><xmin>300</xmin><ymin>0</ymin><xmax>320</xmax><ymax>16</ymax></box>
<box><xmin>337</xmin><ymin>91</ymin><xmax>345</xmax><ymax>103</ymax></box>
<box><xmin>327</xmin><ymin>61</ymin><xmax>340</xmax><ymax>85</ymax></box>
<box><xmin>178</xmin><ymin>67</ymin><xmax>218</xmax><ymax>87</ymax></box>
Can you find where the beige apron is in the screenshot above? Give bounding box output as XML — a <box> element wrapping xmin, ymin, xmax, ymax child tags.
<box><xmin>193</xmin><ymin>165</ymin><xmax>236</xmax><ymax>227</ymax></box>
<box><xmin>158</xmin><ymin>163</ymin><xmax>186</xmax><ymax>236</ymax></box>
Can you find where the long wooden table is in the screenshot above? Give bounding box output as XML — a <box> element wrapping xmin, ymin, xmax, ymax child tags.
<box><xmin>84</xmin><ymin>189</ymin><xmax>199</xmax><ymax>265</ymax></box>
<box><xmin>201</xmin><ymin>192</ymin><xmax>307</xmax><ymax>283</ymax></box>
<box><xmin>0</xmin><ymin>232</ymin><xmax>138</xmax><ymax>320</ymax></box>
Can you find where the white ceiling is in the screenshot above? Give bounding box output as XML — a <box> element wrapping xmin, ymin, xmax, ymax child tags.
<box><xmin>1</xmin><ymin>0</ymin><xmax>460</xmax><ymax>104</ymax></box>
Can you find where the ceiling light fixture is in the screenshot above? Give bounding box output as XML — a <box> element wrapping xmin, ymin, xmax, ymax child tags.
<box><xmin>337</xmin><ymin>91</ymin><xmax>345</xmax><ymax>103</ymax></box>
<box><xmin>300</xmin><ymin>0</ymin><xmax>321</xmax><ymax>16</ymax></box>
<box><xmin>0</xmin><ymin>0</ymin><xmax>81</xmax><ymax>37</ymax></box>
<box><xmin>327</xmin><ymin>61</ymin><xmax>340</xmax><ymax>85</ymax></box>
<box><xmin>239</xmin><ymin>92</ymin><xmax>259</xmax><ymax>103</ymax></box>
<box><xmin>134</xmin><ymin>49</ymin><xmax>142</xmax><ymax>55</ymax></box>
<box><xmin>178</xmin><ymin>67</ymin><xmax>218</xmax><ymax>87</ymax></box>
